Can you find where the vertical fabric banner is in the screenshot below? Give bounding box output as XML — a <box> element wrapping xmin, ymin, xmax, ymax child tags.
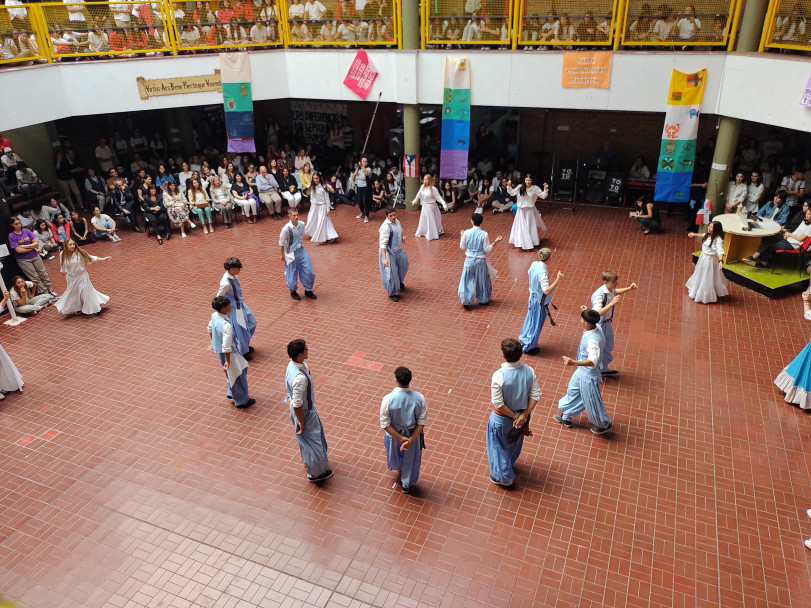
<box><xmin>219</xmin><ymin>53</ymin><xmax>255</xmax><ymax>154</ymax></box>
<box><xmin>440</xmin><ymin>57</ymin><xmax>470</xmax><ymax>180</ymax></box>
<box><xmin>654</xmin><ymin>69</ymin><xmax>706</xmax><ymax>203</ymax></box>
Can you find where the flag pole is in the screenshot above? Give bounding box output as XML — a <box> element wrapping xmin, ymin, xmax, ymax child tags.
<box><xmin>360</xmin><ymin>91</ymin><xmax>383</xmax><ymax>159</ymax></box>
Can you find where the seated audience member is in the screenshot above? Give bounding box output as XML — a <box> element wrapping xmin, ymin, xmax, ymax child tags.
<box><xmin>187</xmin><ymin>177</ymin><xmax>215</xmax><ymax>234</ymax></box>
<box><xmin>142</xmin><ymin>184</ymin><xmax>171</xmax><ymax>244</ymax></box>
<box><xmin>757</xmin><ymin>192</ymin><xmax>790</xmax><ymax>226</ymax></box>
<box><xmin>38</xmin><ymin>198</ymin><xmax>70</xmax><ymax>222</ymax></box>
<box><xmin>179</xmin><ymin>24</ymin><xmax>202</xmax><ymax>47</ymax></box>
<box><xmin>441</xmin><ymin>180</ymin><xmax>458</xmax><ymax>213</ymax></box>
<box><xmin>371</xmin><ymin>179</ymin><xmax>387</xmax><ymax>211</ymax></box>
<box><xmin>9</xmin><ymin>276</ymin><xmax>53</xmax><ymax>315</ymax></box>
<box><xmin>230</xmin><ymin>173</ymin><xmax>259</xmax><ymax>223</ymax></box>
<box><xmin>319</xmin><ymin>20</ymin><xmax>337</xmax><ymax>41</ymax></box>
<box><xmin>305</xmin><ymin>0</ymin><xmax>327</xmax><ymax>21</ymax></box>
<box><xmin>16</xmin><ymin>162</ymin><xmax>42</xmax><ymax>200</ymax></box>
<box><xmin>628</xmin><ymin>157</ymin><xmax>651</xmax><ymax>180</ymax></box>
<box><xmin>633</xmin><ymin>196</ymin><xmax>661</xmax><ymax>234</ymax></box>
<box><xmin>327</xmin><ymin>174</ymin><xmax>352</xmax><ymax>207</ymax></box>
<box><xmin>781</xmin><ymin>167</ymin><xmax>806</xmax><ymax>208</ymax></box>
<box><xmin>109</xmin><ymin>178</ymin><xmax>142</xmax><ymax>231</ymax></box>
<box><xmin>744</xmin><ymin>171</ymin><xmax>765</xmax><ymax>213</ymax></box>
<box><xmin>475</xmin><ymin>177</ymin><xmax>494</xmax><ymax>213</ymax></box>
<box><xmin>1</xmin><ymin>146</ymin><xmax>21</xmax><ymax>187</ymax></box>
<box><xmin>491</xmin><ymin>177</ymin><xmax>514</xmax><ymax>213</ymax></box>
<box><xmin>90</xmin><ymin>206</ymin><xmax>121</xmax><ymax>242</ymax></box>
<box><xmin>675</xmin><ymin>4</ymin><xmax>701</xmax><ymax>41</ymax></box>
<box><xmin>84</xmin><ymin>168</ymin><xmax>109</xmax><ymax>211</ymax></box>
<box><xmin>278</xmin><ymin>167</ymin><xmax>302</xmax><ymax>209</ymax></box>
<box><xmin>88</xmin><ymin>27</ymin><xmax>111</xmax><ymax>53</ymax></box>
<box><xmin>540</xmin><ymin>12</ymin><xmax>557</xmax><ymax>40</ymax></box>
<box><xmin>787</xmin><ymin>200</ymin><xmax>810</xmax><ymax>232</ymax></box>
<box><xmin>744</xmin><ymin>208</ymin><xmax>811</xmax><ymax>268</ymax></box>
<box><xmin>553</xmin><ymin>13</ymin><xmax>576</xmax><ymax>42</ymax></box>
<box><xmin>164</xmin><ymin>181</ymin><xmax>195</xmax><ymax>237</ymax></box>
<box><xmin>51</xmin><ymin>214</ymin><xmax>71</xmax><ymax>246</ymax></box>
<box><xmin>155</xmin><ymin>164</ymin><xmax>175</xmax><ymax>190</ymax></box>
<box><xmin>70</xmin><ymin>210</ymin><xmax>96</xmax><ymax>245</ymax></box>
<box><xmin>725</xmin><ymin>172</ymin><xmax>748</xmax><ymax>212</ymax></box>
<box><xmin>16</xmin><ymin>208</ymin><xmax>35</xmax><ymax>229</ymax></box>
<box><xmin>209</xmin><ymin>176</ymin><xmax>235</xmax><ymax>227</ymax></box>
<box><xmin>651</xmin><ymin>4</ymin><xmax>676</xmax><ymax>41</ymax></box>
<box><xmin>33</xmin><ymin>219</ymin><xmax>59</xmax><ymax>259</ymax></box>
<box><xmin>251</xmin><ymin>20</ymin><xmax>272</xmax><ymax>43</ymax></box>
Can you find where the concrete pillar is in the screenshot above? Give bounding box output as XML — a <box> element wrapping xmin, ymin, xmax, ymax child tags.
<box><xmin>3</xmin><ymin>121</ymin><xmax>59</xmax><ymax>187</ymax></box>
<box><xmin>401</xmin><ymin>0</ymin><xmax>420</xmax><ymax>210</ymax></box>
<box><xmin>735</xmin><ymin>0</ymin><xmax>770</xmax><ymax>52</ymax></box>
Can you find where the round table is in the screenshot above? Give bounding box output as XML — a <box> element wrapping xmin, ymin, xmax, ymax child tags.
<box><xmin>712</xmin><ymin>213</ymin><xmax>782</xmax><ymax>263</ymax></box>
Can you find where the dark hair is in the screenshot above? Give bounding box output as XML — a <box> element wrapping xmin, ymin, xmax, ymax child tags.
<box><xmin>471</xmin><ymin>213</ymin><xmax>483</xmax><ymax>226</ymax></box>
<box><xmin>500</xmin><ymin>338</ymin><xmax>523</xmax><ymax>363</ymax></box>
<box><xmin>385</xmin><ymin>207</ymin><xmax>396</xmax><ymax>216</ymax></box>
<box><xmin>774</xmin><ymin>191</ymin><xmax>786</xmax><ymax>201</ymax></box>
<box><xmin>518</xmin><ymin>174</ymin><xmax>532</xmax><ymax>197</ymax></box>
<box><xmin>703</xmin><ymin>220</ymin><xmax>725</xmax><ymax>244</ymax></box>
<box><xmin>12</xmin><ymin>274</ymin><xmax>26</xmax><ymax>287</ymax></box>
<box><xmin>635</xmin><ymin>195</ymin><xmax>648</xmax><ymax>207</ymax></box>
<box><xmin>212</xmin><ymin>295</ymin><xmax>230</xmax><ymax>311</ymax></box>
<box><xmin>582</xmin><ymin>309</ymin><xmax>601</xmax><ymax>325</ymax></box>
<box><xmin>223</xmin><ymin>257</ymin><xmax>242</xmax><ymax>270</ymax></box>
<box><xmin>35</xmin><ymin>219</ymin><xmax>48</xmax><ymax>232</ymax></box>
<box><xmin>287</xmin><ymin>338</ymin><xmax>307</xmax><ymax>360</ymax></box>
<box><xmin>394</xmin><ymin>366</ymin><xmax>412</xmax><ymax>386</ymax></box>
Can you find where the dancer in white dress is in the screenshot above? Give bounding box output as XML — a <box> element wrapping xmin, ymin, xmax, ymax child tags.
<box><xmin>413</xmin><ymin>174</ymin><xmax>445</xmax><ymax>241</ymax></box>
<box><xmin>507</xmin><ymin>176</ymin><xmax>549</xmax><ymax>250</ymax></box>
<box><xmin>686</xmin><ymin>221</ymin><xmax>728</xmax><ymax>304</ymax></box>
<box><xmin>55</xmin><ymin>238</ymin><xmax>112</xmax><ymax>315</ymax></box>
<box><xmin>303</xmin><ymin>173</ymin><xmax>339</xmax><ymax>243</ymax></box>
<box><xmin>0</xmin><ymin>292</ymin><xmax>24</xmax><ymax>398</ymax></box>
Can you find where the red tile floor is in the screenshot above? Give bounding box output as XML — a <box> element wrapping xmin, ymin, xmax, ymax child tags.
<box><xmin>1</xmin><ymin>202</ymin><xmax>810</xmax><ymax>608</ymax></box>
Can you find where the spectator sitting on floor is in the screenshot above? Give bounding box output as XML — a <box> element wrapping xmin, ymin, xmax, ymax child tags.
<box><xmin>16</xmin><ymin>208</ymin><xmax>35</xmax><ymax>229</ymax></box>
<box><xmin>491</xmin><ymin>177</ymin><xmax>514</xmax><ymax>213</ymax></box>
<box><xmin>37</xmin><ymin>198</ymin><xmax>70</xmax><ymax>223</ymax></box>
<box><xmin>9</xmin><ymin>276</ymin><xmax>53</xmax><ymax>315</ymax></box>
<box><xmin>757</xmin><ymin>192</ymin><xmax>790</xmax><ymax>226</ymax></box>
<box><xmin>90</xmin><ymin>206</ymin><xmax>121</xmax><ymax>242</ymax></box>
<box><xmin>633</xmin><ymin>196</ymin><xmax>661</xmax><ymax>234</ymax></box>
<box><xmin>1</xmin><ymin>146</ymin><xmax>21</xmax><ymax>187</ymax></box>
<box><xmin>33</xmin><ymin>219</ymin><xmax>60</xmax><ymax>260</ymax></box>
<box><xmin>16</xmin><ymin>162</ymin><xmax>42</xmax><ymax>201</ymax></box>
<box><xmin>51</xmin><ymin>214</ymin><xmax>71</xmax><ymax>247</ymax></box>
<box><xmin>70</xmin><ymin>210</ymin><xmax>96</xmax><ymax>245</ymax></box>
<box><xmin>475</xmin><ymin>177</ymin><xmax>493</xmax><ymax>213</ymax></box>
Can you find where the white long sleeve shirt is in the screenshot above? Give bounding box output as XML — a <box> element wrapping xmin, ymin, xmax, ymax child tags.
<box><xmin>506</xmin><ymin>184</ymin><xmax>548</xmax><ymax>208</ymax></box>
<box><xmin>207</xmin><ymin>312</ymin><xmax>234</xmax><ymax>353</ymax></box>
<box><xmin>490</xmin><ymin>362</ymin><xmax>540</xmax><ymax>409</ymax></box>
<box><xmin>411</xmin><ymin>185</ymin><xmax>443</xmax><ymax>207</ymax></box>
<box><xmin>379</xmin><ymin>387</ymin><xmax>428</xmax><ymax>429</ymax></box>
<box><xmin>288</xmin><ymin>360</ymin><xmax>310</xmax><ymax>408</ymax></box>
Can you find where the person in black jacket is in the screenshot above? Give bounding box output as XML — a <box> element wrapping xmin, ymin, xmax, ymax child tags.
<box><xmin>109</xmin><ymin>178</ymin><xmax>143</xmax><ymax>231</ymax></box>
<box><xmin>141</xmin><ymin>184</ymin><xmax>171</xmax><ymax>244</ymax></box>
<box><xmin>278</xmin><ymin>167</ymin><xmax>302</xmax><ymax>209</ymax></box>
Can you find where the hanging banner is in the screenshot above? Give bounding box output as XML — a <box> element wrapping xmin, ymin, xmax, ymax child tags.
<box><xmin>440</xmin><ymin>57</ymin><xmax>471</xmax><ymax>180</ymax></box>
<box><xmin>561</xmin><ymin>52</ymin><xmax>612</xmax><ymax>88</ymax></box>
<box><xmin>290</xmin><ymin>101</ymin><xmax>348</xmax><ymax>143</ymax></box>
<box><xmin>654</xmin><ymin>69</ymin><xmax>706</xmax><ymax>203</ymax></box>
<box><xmin>403</xmin><ymin>154</ymin><xmax>418</xmax><ymax>178</ymax></box>
<box><xmin>343</xmin><ymin>50</ymin><xmax>379</xmax><ymax>100</ymax></box>
<box><xmin>219</xmin><ymin>53</ymin><xmax>255</xmax><ymax>154</ymax></box>
<box><xmin>800</xmin><ymin>73</ymin><xmax>811</xmax><ymax>107</ymax></box>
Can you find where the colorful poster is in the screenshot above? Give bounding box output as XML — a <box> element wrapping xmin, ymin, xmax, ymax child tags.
<box><xmin>561</xmin><ymin>52</ymin><xmax>612</xmax><ymax>88</ymax></box>
<box><xmin>654</xmin><ymin>69</ymin><xmax>706</xmax><ymax>203</ymax></box>
<box><xmin>343</xmin><ymin>50</ymin><xmax>378</xmax><ymax>100</ymax></box>
<box><xmin>800</xmin><ymin>73</ymin><xmax>811</xmax><ymax>107</ymax></box>
<box><xmin>403</xmin><ymin>154</ymin><xmax>418</xmax><ymax>178</ymax></box>
<box><xmin>219</xmin><ymin>53</ymin><xmax>255</xmax><ymax>154</ymax></box>
<box><xmin>440</xmin><ymin>57</ymin><xmax>470</xmax><ymax>181</ymax></box>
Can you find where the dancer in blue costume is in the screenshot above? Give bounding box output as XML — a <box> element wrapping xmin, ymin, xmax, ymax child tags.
<box><xmin>589</xmin><ymin>270</ymin><xmax>637</xmax><ymax>377</ymax></box>
<box><xmin>380</xmin><ymin>366</ymin><xmax>428</xmax><ymax>494</ymax></box>
<box><xmin>217</xmin><ymin>257</ymin><xmax>257</xmax><ymax>360</ymax></box>
<box><xmin>458</xmin><ymin>212</ymin><xmax>502</xmax><ymax>309</ymax></box>
<box><xmin>285</xmin><ymin>339</ymin><xmax>332</xmax><ymax>482</ymax></box>
<box><xmin>379</xmin><ymin>208</ymin><xmax>409</xmax><ymax>303</ymax></box>
<box><xmin>486</xmin><ymin>338</ymin><xmax>540</xmax><ymax>487</ymax></box>
<box><xmin>279</xmin><ymin>208</ymin><xmax>317</xmax><ymax>301</ymax></box>
<box><xmin>553</xmin><ymin>308</ymin><xmax>613</xmax><ymax>435</ymax></box>
<box><xmin>208</xmin><ymin>296</ymin><xmax>254</xmax><ymax>409</ymax></box>
<box><xmin>518</xmin><ymin>247</ymin><xmax>563</xmax><ymax>355</ymax></box>
<box><xmin>775</xmin><ymin>290</ymin><xmax>811</xmax><ymax>410</ymax></box>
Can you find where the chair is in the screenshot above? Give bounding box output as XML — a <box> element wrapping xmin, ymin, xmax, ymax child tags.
<box><xmin>771</xmin><ymin>235</ymin><xmax>811</xmax><ymax>276</ymax></box>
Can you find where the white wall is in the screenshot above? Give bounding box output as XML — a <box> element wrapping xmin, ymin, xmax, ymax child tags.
<box><xmin>1</xmin><ymin>49</ymin><xmax>810</xmax><ymax>131</ymax></box>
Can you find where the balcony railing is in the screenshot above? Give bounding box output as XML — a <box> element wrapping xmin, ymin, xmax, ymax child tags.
<box><xmin>760</xmin><ymin>0</ymin><xmax>811</xmax><ymax>53</ymax></box>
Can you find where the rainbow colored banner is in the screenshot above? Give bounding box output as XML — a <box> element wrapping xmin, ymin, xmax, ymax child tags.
<box><xmin>654</xmin><ymin>69</ymin><xmax>706</xmax><ymax>203</ymax></box>
<box><xmin>440</xmin><ymin>57</ymin><xmax>470</xmax><ymax>180</ymax></box>
<box><xmin>219</xmin><ymin>53</ymin><xmax>255</xmax><ymax>154</ymax></box>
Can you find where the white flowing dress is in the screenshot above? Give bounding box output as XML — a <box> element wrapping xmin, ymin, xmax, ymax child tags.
<box><xmin>685</xmin><ymin>236</ymin><xmax>728</xmax><ymax>304</ymax></box>
<box><xmin>56</xmin><ymin>254</ymin><xmax>110</xmax><ymax>315</ymax></box>
<box><xmin>413</xmin><ymin>186</ymin><xmax>445</xmax><ymax>241</ymax></box>
<box><xmin>0</xmin><ymin>345</ymin><xmax>24</xmax><ymax>393</ymax></box>
<box><xmin>303</xmin><ymin>185</ymin><xmax>339</xmax><ymax>242</ymax></box>
<box><xmin>507</xmin><ymin>185</ymin><xmax>548</xmax><ymax>250</ymax></box>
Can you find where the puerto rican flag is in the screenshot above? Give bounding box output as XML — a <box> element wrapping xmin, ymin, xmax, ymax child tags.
<box><xmin>403</xmin><ymin>154</ymin><xmax>418</xmax><ymax>178</ymax></box>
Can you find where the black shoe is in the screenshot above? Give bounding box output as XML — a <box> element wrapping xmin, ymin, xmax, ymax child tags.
<box><xmin>235</xmin><ymin>397</ymin><xmax>255</xmax><ymax>409</ymax></box>
<box><xmin>741</xmin><ymin>256</ymin><xmax>755</xmax><ymax>263</ymax></box>
<box><xmin>157</xmin><ymin>236</ymin><xmax>163</xmax><ymax>245</ymax></box>
<box><xmin>524</xmin><ymin>347</ymin><xmax>541</xmax><ymax>356</ymax></box>
<box><xmin>601</xmin><ymin>369</ymin><xmax>620</xmax><ymax>376</ymax></box>
<box><xmin>244</xmin><ymin>353</ymin><xmax>253</xmax><ymax>361</ymax></box>
<box><xmin>226</xmin><ymin>394</ymin><xmax>234</xmax><ymax>400</ymax></box>
<box><xmin>489</xmin><ymin>475</ymin><xmax>511</xmax><ymax>487</ymax></box>
<box><xmin>553</xmin><ymin>414</ymin><xmax>573</xmax><ymax>428</ymax></box>
<box><xmin>304</xmin><ymin>290</ymin><xmax>317</xmax><ymax>299</ymax></box>
<box><xmin>248</xmin><ymin>346</ymin><xmax>254</xmax><ymax>353</ymax></box>
<box><xmin>389</xmin><ymin>295</ymin><xmax>399</xmax><ymax>302</ymax></box>
<box><xmin>307</xmin><ymin>469</ymin><xmax>334</xmax><ymax>482</ymax></box>
<box><xmin>756</xmin><ymin>261</ymin><xmax>768</xmax><ymax>268</ymax></box>
<box><xmin>591</xmin><ymin>423</ymin><xmax>613</xmax><ymax>435</ymax></box>
<box><xmin>133</xmin><ymin>226</ymin><xmax>143</xmax><ymax>233</ymax></box>
<box><xmin>463</xmin><ymin>304</ymin><xmax>471</xmax><ymax>310</ymax></box>
<box><xmin>400</xmin><ymin>282</ymin><xmax>405</xmax><ymax>290</ymax></box>
<box><xmin>165</xmin><ymin>233</ymin><xmax>171</xmax><ymax>240</ymax></box>
<box><xmin>290</xmin><ymin>291</ymin><xmax>302</xmax><ymax>300</ymax></box>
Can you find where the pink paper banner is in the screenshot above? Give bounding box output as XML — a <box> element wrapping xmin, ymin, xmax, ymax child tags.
<box><xmin>344</xmin><ymin>50</ymin><xmax>378</xmax><ymax>100</ymax></box>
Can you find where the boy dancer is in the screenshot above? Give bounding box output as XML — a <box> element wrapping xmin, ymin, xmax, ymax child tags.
<box><xmin>486</xmin><ymin>338</ymin><xmax>540</xmax><ymax>487</ymax></box>
<box><xmin>518</xmin><ymin>248</ymin><xmax>563</xmax><ymax>355</ymax></box>
<box><xmin>208</xmin><ymin>296</ymin><xmax>254</xmax><ymax>409</ymax></box>
<box><xmin>379</xmin><ymin>207</ymin><xmax>409</xmax><ymax>302</ymax></box>
<box><xmin>380</xmin><ymin>366</ymin><xmax>428</xmax><ymax>494</ymax></box>
<box><xmin>458</xmin><ymin>212</ymin><xmax>502</xmax><ymax>309</ymax></box>
<box><xmin>285</xmin><ymin>339</ymin><xmax>333</xmax><ymax>482</ymax></box>
<box><xmin>554</xmin><ymin>308</ymin><xmax>613</xmax><ymax>435</ymax></box>
<box><xmin>217</xmin><ymin>257</ymin><xmax>256</xmax><ymax>360</ymax></box>
<box><xmin>589</xmin><ymin>270</ymin><xmax>637</xmax><ymax>376</ymax></box>
<box><xmin>279</xmin><ymin>208</ymin><xmax>317</xmax><ymax>301</ymax></box>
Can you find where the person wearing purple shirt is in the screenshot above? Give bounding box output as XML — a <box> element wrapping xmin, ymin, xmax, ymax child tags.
<box><xmin>8</xmin><ymin>217</ymin><xmax>58</xmax><ymax>298</ymax></box>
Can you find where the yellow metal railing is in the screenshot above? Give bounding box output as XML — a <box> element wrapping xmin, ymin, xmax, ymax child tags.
<box><xmin>513</xmin><ymin>0</ymin><xmax>622</xmax><ymax>48</ymax></box>
<box><xmin>422</xmin><ymin>0</ymin><xmax>514</xmax><ymax>47</ymax></box>
<box><xmin>618</xmin><ymin>0</ymin><xmax>743</xmax><ymax>49</ymax></box>
<box><xmin>760</xmin><ymin>0</ymin><xmax>811</xmax><ymax>52</ymax></box>
<box><xmin>0</xmin><ymin>5</ymin><xmax>49</xmax><ymax>65</ymax></box>
<box><xmin>285</xmin><ymin>0</ymin><xmax>399</xmax><ymax>46</ymax></box>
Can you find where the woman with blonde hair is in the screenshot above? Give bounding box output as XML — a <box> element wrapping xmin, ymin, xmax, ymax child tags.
<box><xmin>187</xmin><ymin>177</ymin><xmax>215</xmax><ymax>234</ymax></box>
<box><xmin>55</xmin><ymin>238</ymin><xmax>111</xmax><ymax>315</ymax></box>
<box><xmin>413</xmin><ymin>173</ymin><xmax>445</xmax><ymax>241</ymax></box>
<box><xmin>303</xmin><ymin>173</ymin><xmax>339</xmax><ymax>243</ymax></box>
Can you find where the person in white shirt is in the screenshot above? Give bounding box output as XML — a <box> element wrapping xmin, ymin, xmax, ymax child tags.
<box><xmin>746</xmin><ymin>209</ymin><xmax>811</xmax><ymax>268</ymax></box>
<box><xmin>250</xmin><ymin>21</ymin><xmax>270</xmax><ymax>42</ymax></box>
<box><xmin>279</xmin><ymin>208</ymin><xmax>317</xmax><ymax>300</ymax></box>
<box><xmin>589</xmin><ymin>270</ymin><xmax>638</xmax><ymax>376</ymax></box>
<box><xmin>725</xmin><ymin>172</ymin><xmax>748</xmax><ymax>212</ymax></box>
<box><xmin>287</xmin><ymin>0</ymin><xmax>305</xmax><ymax>18</ymax></box>
<box><xmin>9</xmin><ymin>276</ymin><xmax>52</xmax><ymax>315</ymax></box>
<box><xmin>744</xmin><ymin>171</ymin><xmax>765</xmax><ymax>214</ymax></box>
<box><xmin>781</xmin><ymin>168</ymin><xmax>806</xmax><ymax>207</ymax></box>
<box><xmin>651</xmin><ymin>6</ymin><xmax>676</xmax><ymax>41</ymax></box>
<box><xmin>380</xmin><ymin>366</ymin><xmax>427</xmax><ymax>494</ymax></box>
<box><xmin>319</xmin><ymin>20</ymin><xmax>337</xmax><ymax>41</ymax></box>
<box><xmin>16</xmin><ymin>163</ymin><xmax>42</xmax><ymax>200</ymax></box>
<box><xmin>208</xmin><ymin>296</ymin><xmax>253</xmax><ymax>409</ymax></box>
<box><xmin>16</xmin><ymin>209</ymin><xmax>35</xmax><ymax>228</ymax></box>
<box><xmin>179</xmin><ymin>24</ymin><xmax>201</xmax><ymax>46</ymax></box>
<box><xmin>506</xmin><ymin>175</ymin><xmax>548</xmax><ymax>250</ymax></box>
<box><xmin>88</xmin><ymin>28</ymin><xmax>110</xmax><ymax>52</ymax></box>
<box><xmin>379</xmin><ymin>208</ymin><xmax>408</xmax><ymax>302</ymax></box>
<box><xmin>304</xmin><ymin>0</ymin><xmax>326</xmax><ymax>20</ymax></box>
<box><xmin>110</xmin><ymin>2</ymin><xmax>131</xmax><ymax>25</ymax></box>
<box><xmin>553</xmin><ymin>13</ymin><xmax>576</xmax><ymax>41</ymax></box>
<box><xmin>63</xmin><ymin>0</ymin><xmax>87</xmax><ymax>24</ymax></box>
<box><xmin>90</xmin><ymin>207</ymin><xmax>121</xmax><ymax>242</ymax></box>
<box><xmin>675</xmin><ymin>4</ymin><xmax>700</xmax><ymax>40</ymax></box>
<box><xmin>412</xmin><ymin>174</ymin><xmax>445</xmax><ymax>241</ymax></box>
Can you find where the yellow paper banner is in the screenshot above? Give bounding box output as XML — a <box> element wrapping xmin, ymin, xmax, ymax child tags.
<box><xmin>667</xmin><ymin>69</ymin><xmax>707</xmax><ymax>105</ymax></box>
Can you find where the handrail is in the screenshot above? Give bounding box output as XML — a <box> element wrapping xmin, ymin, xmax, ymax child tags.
<box><xmin>761</xmin><ymin>0</ymin><xmax>811</xmax><ymax>53</ymax></box>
